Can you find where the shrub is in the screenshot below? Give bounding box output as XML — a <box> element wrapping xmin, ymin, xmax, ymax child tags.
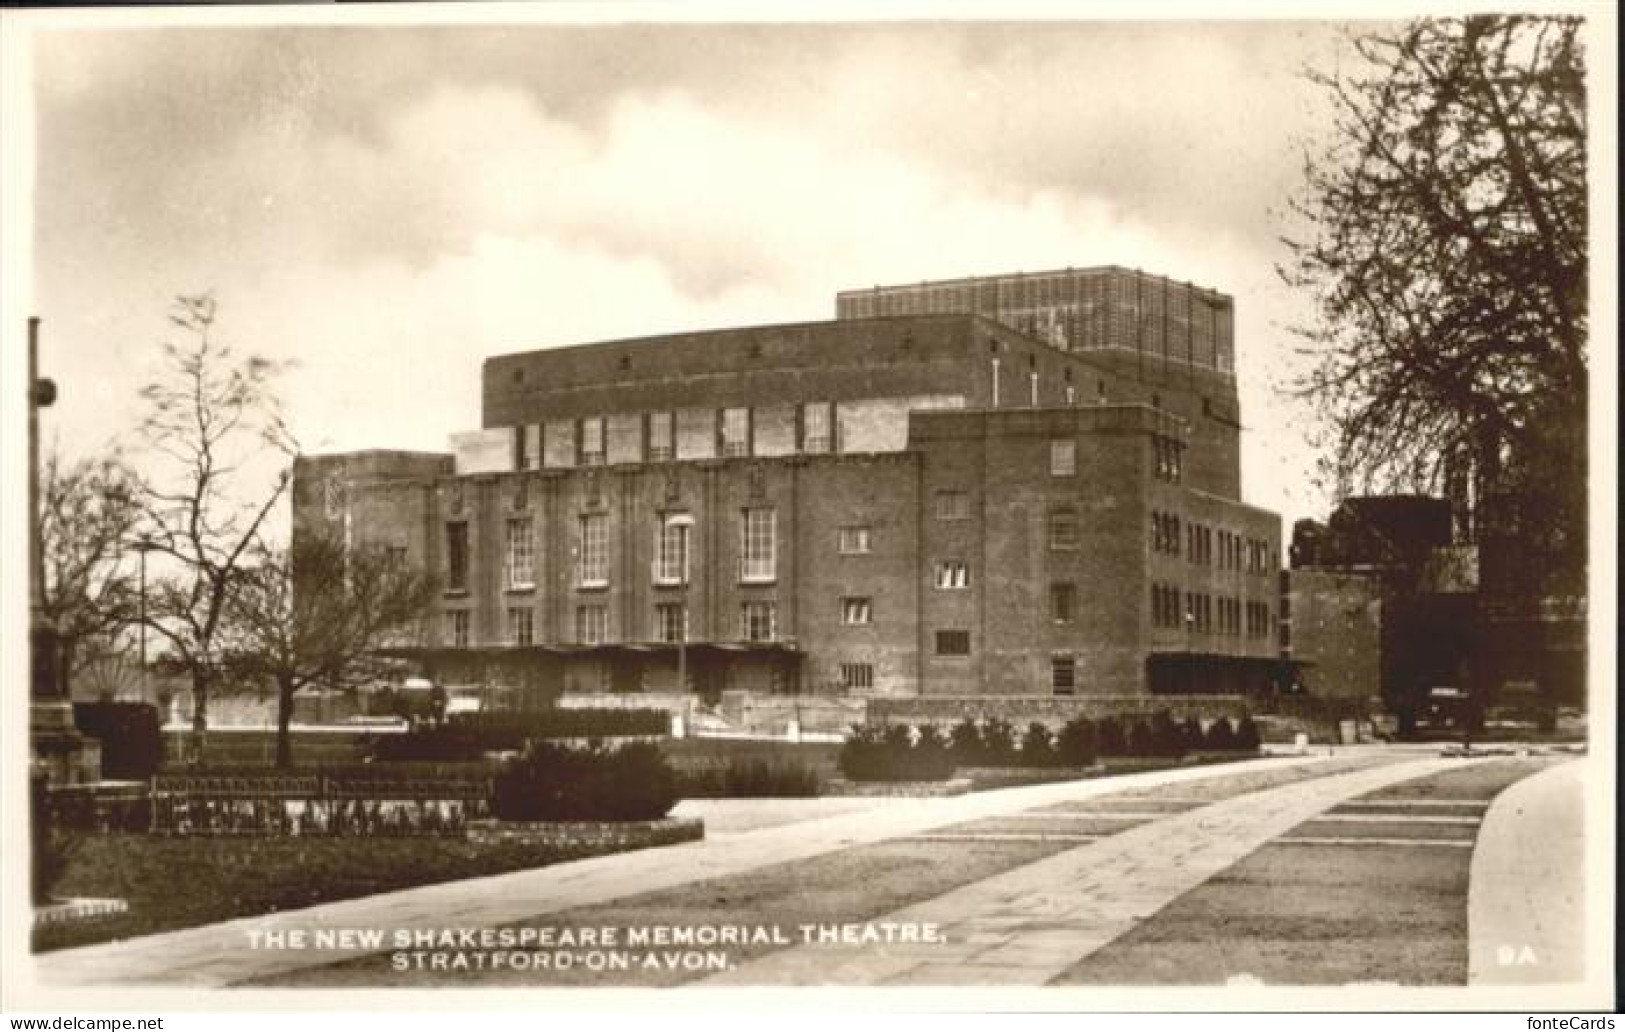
<box><xmin>949</xmin><ymin>718</ymin><xmax>984</xmax><ymax>765</ymax></box>
<box><xmin>980</xmin><ymin>717</ymin><xmax>1018</xmax><ymax>766</ymax></box>
<box><xmin>1125</xmin><ymin>718</ymin><xmax>1158</xmax><ymax>757</ymax></box>
<box><xmin>1056</xmin><ymin>716</ymin><xmax>1098</xmax><ymax>767</ymax></box>
<box><xmin>675</xmin><ymin>757</ymin><xmax>821</xmax><ymax>797</ymax></box>
<box><xmin>1095</xmin><ymin>715</ymin><xmax>1127</xmax><ymax>757</ymax></box>
<box><xmin>491</xmin><ymin>741</ymin><xmax>677</xmax><ymax>822</ymax></box>
<box><xmin>1234</xmin><ymin>715</ymin><xmax>1262</xmax><ymax>751</ymax></box>
<box><xmin>1021</xmin><ymin>722</ymin><xmax>1058</xmax><ymax>767</ymax></box>
<box><xmin>838</xmin><ymin>724</ymin><xmax>957</xmax><ymax>782</ymax></box>
<box><xmin>1205</xmin><ymin>716</ymin><xmax>1239</xmax><ymax>751</ymax></box>
<box><xmin>1148</xmin><ymin>710</ymin><xmax>1187</xmax><ymax>758</ymax></box>
<box><xmin>74</xmin><ymin>701</ymin><xmax>163</xmax><ymax>779</ymax></box>
<box><xmin>1180</xmin><ymin>715</ymin><xmax>1206</xmax><ymax>753</ymax></box>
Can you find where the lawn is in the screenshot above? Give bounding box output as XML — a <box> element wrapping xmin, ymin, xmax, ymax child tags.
<box><xmin>33</xmin><ymin>833</ymin><xmax>645</xmax><ymax>954</ymax></box>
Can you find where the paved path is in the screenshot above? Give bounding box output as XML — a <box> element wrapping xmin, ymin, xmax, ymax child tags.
<box><xmin>1468</xmin><ymin>757</ymin><xmax>1587</xmax><ymax>986</ymax></box>
<box><xmin>33</xmin><ymin>754</ymin><xmax>1333</xmax><ymax>988</ymax></box>
<box><xmin>702</xmin><ymin>756</ymin><xmax>1473</xmax><ymax>985</ymax></box>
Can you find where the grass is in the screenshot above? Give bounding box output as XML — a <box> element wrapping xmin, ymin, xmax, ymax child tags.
<box><xmin>33</xmin><ymin>833</ymin><xmax>645</xmax><ymax>954</ymax></box>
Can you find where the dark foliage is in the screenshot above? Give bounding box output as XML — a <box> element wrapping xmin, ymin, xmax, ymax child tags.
<box><xmin>74</xmin><ymin>701</ymin><xmax>164</xmax><ymax>779</ymax></box>
<box><xmin>677</xmin><ymin>757</ymin><xmax>822</xmax><ymax>798</ymax></box>
<box><xmin>1021</xmin><ymin>722</ymin><xmax>1059</xmax><ymax>767</ymax></box>
<box><xmin>1055</xmin><ymin>716</ymin><xmax>1098</xmax><ymax>767</ymax></box>
<box><xmin>1205</xmin><ymin>716</ymin><xmax>1239</xmax><ymax>751</ymax></box>
<box><xmin>491</xmin><ymin>741</ymin><xmax>677</xmax><ymax>822</ymax></box>
<box><xmin>838</xmin><ymin>724</ymin><xmax>958</xmax><ymax>782</ymax></box>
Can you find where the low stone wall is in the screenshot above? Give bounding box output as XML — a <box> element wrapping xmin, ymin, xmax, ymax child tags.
<box><xmin>823</xmin><ymin>778</ymin><xmax>973</xmax><ymax>797</ymax></box>
<box><xmin>957</xmin><ymin>766</ymin><xmax>1103</xmax><ymax>790</ymax></box>
<box><xmin>720</xmin><ymin>692</ymin><xmax>868</xmax><ymax>735</ymax></box>
<box><xmin>869</xmin><ymin>694</ymin><xmax>1249</xmax><ymax>729</ymax></box>
<box><xmin>466</xmin><ymin>816</ymin><xmax>703</xmax><ymax>851</ymax></box>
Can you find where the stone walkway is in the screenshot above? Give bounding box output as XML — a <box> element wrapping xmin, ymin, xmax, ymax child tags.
<box><xmin>33</xmin><ymin>754</ymin><xmax>1334</xmax><ymax>988</ymax></box>
<box><xmin>702</xmin><ymin>756</ymin><xmax>1471</xmax><ymax>985</ymax></box>
<box><xmin>1468</xmin><ymin>757</ymin><xmax>1588</xmax><ymax>986</ymax></box>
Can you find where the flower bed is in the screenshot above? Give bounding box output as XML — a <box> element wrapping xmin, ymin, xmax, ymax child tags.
<box><xmin>466</xmin><ymin>816</ymin><xmax>703</xmax><ymax>851</ymax></box>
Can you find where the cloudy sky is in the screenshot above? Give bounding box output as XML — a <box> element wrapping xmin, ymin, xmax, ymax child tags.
<box><xmin>19</xmin><ymin>11</ymin><xmax>1370</xmax><ymax>528</ymax></box>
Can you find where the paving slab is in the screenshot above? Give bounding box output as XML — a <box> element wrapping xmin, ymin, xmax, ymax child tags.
<box><xmin>702</xmin><ymin>756</ymin><xmax>1477</xmax><ymax>986</ymax></box>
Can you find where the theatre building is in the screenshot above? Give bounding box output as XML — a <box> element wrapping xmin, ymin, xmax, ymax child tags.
<box><xmin>291</xmin><ymin>267</ymin><xmax>1282</xmax><ymax>704</ymax></box>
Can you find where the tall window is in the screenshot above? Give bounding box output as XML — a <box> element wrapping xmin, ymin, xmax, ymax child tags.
<box><xmin>445</xmin><ymin>522</ymin><xmax>469</xmax><ymax>593</ymax></box>
<box><xmin>838</xmin><ymin>525</ymin><xmax>872</xmax><ymax>555</ymax></box>
<box><xmin>654</xmin><ymin>516</ymin><xmax>690</xmax><ymax>585</ymax></box>
<box><xmin>646</xmin><ymin>411</ymin><xmax>675</xmax><ymax>462</ymax></box>
<box><xmin>720</xmin><ymin>407</ymin><xmax>751</xmax><ymax>457</ymax></box>
<box><xmin>654</xmin><ymin>602</ymin><xmax>688</xmax><ymax>643</ymax></box>
<box><xmin>507</xmin><ymin>607</ymin><xmax>534</xmax><ymax>647</ymax></box>
<box><xmin>801</xmin><ymin>402</ymin><xmax>833</xmax><ymax>453</ymax></box>
<box><xmin>1048</xmin><ymin>507</ymin><xmax>1080</xmax><ymax>550</ymax></box>
<box><xmin>935</xmin><ymin>489</ymin><xmax>971</xmax><ymax>521</ymax></box>
<box><xmin>740</xmin><ymin>507</ymin><xmax>776</xmax><ymax>582</ymax></box>
<box><xmin>578</xmin><ymin>513</ymin><xmax>608</xmax><ymax>587</ymax></box>
<box><xmin>934</xmin><ymin>560</ymin><xmax>971</xmax><ymax>590</ymax></box>
<box><xmin>575</xmin><ymin>604</ymin><xmax>607</xmax><ymax>645</ymax></box>
<box><xmin>1051</xmin><ymin>582</ymin><xmax>1076</xmax><ymax>623</ymax></box>
<box><xmin>580</xmin><ymin>417</ymin><xmax>607</xmax><ymax>466</ymax></box>
<box><xmin>841</xmin><ymin>597</ymin><xmax>873</xmax><ymax>625</ymax></box>
<box><xmin>740</xmin><ymin>601</ymin><xmax>777</xmax><ymax>642</ymax></box>
<box><xmin>934</xmin><ymin>629</ymin><xmax>971</xmax><ymax>656</ymax></box>
<box><xmin>504</xmin><ymin>517</ymin><xmax>535</xmax><ymax>590</ymax></box>
<box><xmin>1050</xmin><ymin>439</ymin><xmax>1077</xmax><ymax>476</ymax></box>
<box><xmin>1051</xmin><ymin>655</ymin><xmax>1077</xmax><ymax>696</ymax></box>
<box><xmin>445</xmin><ymin>610</ymin><xmax>470</xmax><ymax>647</ymax></box>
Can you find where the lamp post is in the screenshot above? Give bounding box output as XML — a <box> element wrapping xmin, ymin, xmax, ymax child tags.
<box><xmin>662</xmin><ymin>513</ymin><xmax>695</xmax><ymax>694</ymax></box>
<box><xmin>135</xmin><ymin>534</ymin><xmax>153</xmax><ymax>703</ymax></box>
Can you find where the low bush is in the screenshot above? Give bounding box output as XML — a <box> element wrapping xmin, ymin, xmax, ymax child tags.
<box><xmin>491</xmin><ymin>741</ymin><xmax>677</xmax><ymax>822</ymax></box>
<box><xmin>1095</xmin><ymin>715</ymin><xmax>1128</xmax><ymax>757</ymax></box>
<box><xmin>1020</xmin><ymin>722</ymin><xmax>1059</xmax><ymax>767</ymax></box>
<box><xmin>74</xmin><ymin>701</ymin><xmax>163</xmax><ymax>779</ymax></box>
<box><xmin>1204</xmin><ymin>716</ymin><xmax>1239</xmax><ymax>751</ymax></box>
<box><xmin>838</xmin><ymin>724</ymin><xmax>957</xmax><ymax>782</ymax></box>
<box><xmin>1055</xmin><ymin>716</ymin><xmax>1098</xmax><ymax>767</ymax></box>
<box><xmin>677</xmin><ymin>757</ymin><xmax>822</xmax><ymax>798</ymax></box>
<box><xmin>1234</xmin><ymin>715</ymin><xmax>1262</xmax><ymax>751</ymax></box>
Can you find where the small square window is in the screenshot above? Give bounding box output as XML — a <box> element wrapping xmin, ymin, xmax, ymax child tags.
<box><xmin>934</xmin><ymin>490</ymin><xmax>971</xmax><ymax>521</ymax></box>
<box><xmin>1050</xmin><ymin>439</ymin><xmax>1076</xmax><ymax>476</ymax></box>
<box><xmin>934</xmin><ymin>629</ymin><xmax>971</xmax><ymax>656</ymax></box>
<box><xmin>838</xmin><ymin>526</ymin><xmax>872</xmax><ymax>555</ymax></box>
<box><xmin>841</xmin><ymin>597</ymin><xmax>873</xmax><ymax>625</ymax></box>
<box><xmin>1051</xmin><ymin>655</ymin><xmax>1076</xmax><ymax>696</ymax></box>
<box><xmin>934</xmin><ymin>560</ymin><xmax>971</xmax><ymax>590</ymax></box>
<box><xmin>839</xmin><ymin>662</ymin><xmax>874</xmax><ymax>692</ymax></box>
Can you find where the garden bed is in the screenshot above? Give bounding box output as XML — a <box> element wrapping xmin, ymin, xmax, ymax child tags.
<box><xmin>823</xmin><ymin>778</ymin><xmax>974</xmax><ymax>797</ymax></box>
<box><xmin>466</xmin><ymin>816</ymin><xmax>702</xmax><ymax>851</ymax></box>
<box><xmin>31</xmin><ymin>832</ymin><xmax>654</xmax><ymax>953</ymax></box>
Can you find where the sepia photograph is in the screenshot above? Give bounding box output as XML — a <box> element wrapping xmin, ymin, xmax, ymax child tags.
<box><xmin>1</xmin><ymin>0</ymin><xmax>1615</xmax><ymax>1016</ymax></box>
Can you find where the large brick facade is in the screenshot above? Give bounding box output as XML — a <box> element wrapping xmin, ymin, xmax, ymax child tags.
<box><xmin>293</xmin><ymin>272</ymin><xmax>1281</xmax><ymax>704</ymax></box>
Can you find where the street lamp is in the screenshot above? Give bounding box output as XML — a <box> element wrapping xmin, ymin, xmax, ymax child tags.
<box><xmin>662</xmin><ymin>512</ymin><xmax>695</xmax><ymax>695</ymax></box>
<box><xmin>134</xmin><ymin>534</ymin><xmax>154</xmax><ymax>704</ymax></box>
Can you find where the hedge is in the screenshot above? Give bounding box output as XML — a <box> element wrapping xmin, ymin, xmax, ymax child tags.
<box><xmin>491</xmin><ymin>741</ymin><xmax>677</xmax><ymax>822</ymax></box>
<box><xmin>837</xmin><ymin>724</ymin><xmax>957</xmax><ymax>782</ymax></box>
<box><xmin>74</xmin><ymin>701</ymin><xmax>164</xmax><ymax>779</ymax></box>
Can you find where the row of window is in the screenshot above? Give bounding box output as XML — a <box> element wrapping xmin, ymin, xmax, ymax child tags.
<box><xmin>511</xmin><ymin>403</ymin><xmax>845</xmax><ymax>469</ymax></box>
<box><xmin>1148</xmin><ymin>512</ymin><xmax>1276</xmax><ymax>575</ymax></box>
<box><xmin>1151</xmin><ymin>584</ymin><xmax>1274</xmax><ymax>637</ymax></box>
<box><xmin>447</xmin><ymin>600</ymin><xmax>782</xmax><ymax>648</ymax></box>
<box><xmin>457</xmin><ymin>514</ymin><xmax>887</xmax><ymax>595</ymax></box>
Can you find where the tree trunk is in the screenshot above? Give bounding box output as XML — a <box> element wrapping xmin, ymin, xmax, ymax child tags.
<box><xmin>275</xmin><ymin>675</ymin><xmax>296</xmax><ymax>769</ymax></box>
<box><xmin>189</xmin><ymin>668</ymin><xmax>210</xmax><ymax>765</ymax></box>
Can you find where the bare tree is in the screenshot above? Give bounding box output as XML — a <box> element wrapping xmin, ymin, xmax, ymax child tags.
<box><xmin>134</xmin><ymin>295</ymin><xmax>297</xmax><ymax>761</ymax></box>
<box><xmin>223</xmin><ymin>534</ymin><xmax>438</xmax><ymax>768</ymax></box>
<box><xmin>1280</xmin><ymin>16</ymin><xmax>1587</xmax><ymax>597</ymax></box>
<box><xmin>37</xmin><ymin>447</ymin><xmax>143</xmax><ymax>695</ymax></box>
